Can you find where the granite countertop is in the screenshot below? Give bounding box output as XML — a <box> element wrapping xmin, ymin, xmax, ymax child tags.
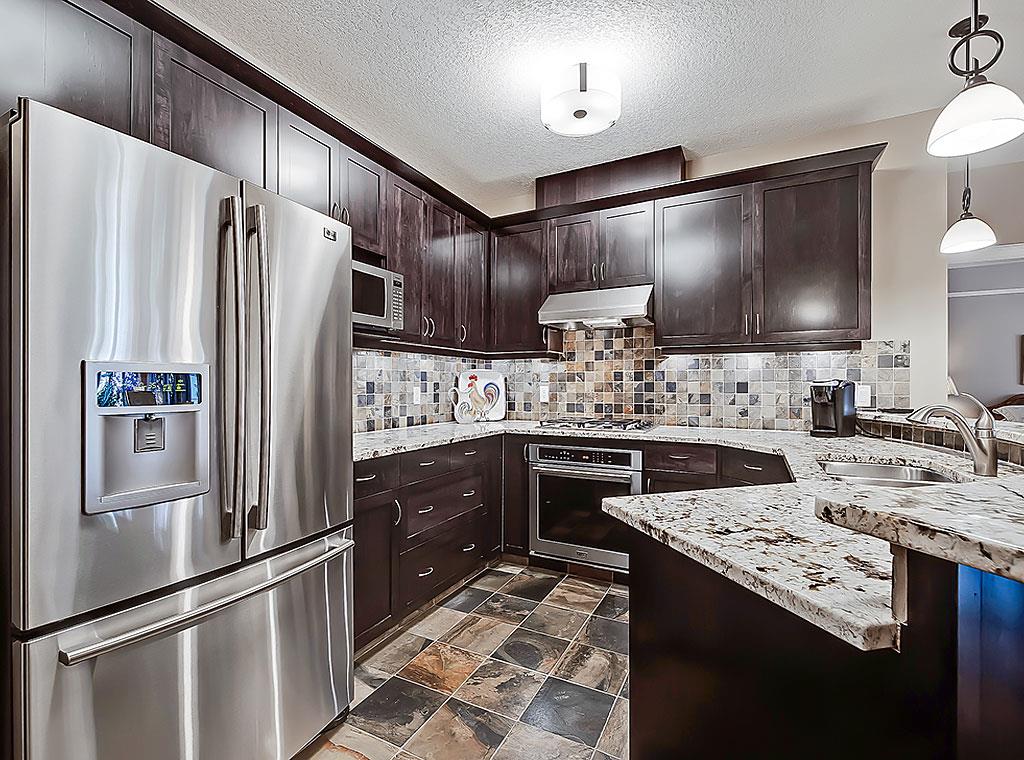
<box><xmin>353</xmin><ymin>421</ymin><xmax>1024</xmax><ymax>652</ymax></box>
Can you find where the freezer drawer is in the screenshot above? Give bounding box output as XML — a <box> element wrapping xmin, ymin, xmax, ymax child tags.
<box><xmin>14</xmin><ymin>529</ymin><xmax>354</xmax><ymax>760</ymax></box>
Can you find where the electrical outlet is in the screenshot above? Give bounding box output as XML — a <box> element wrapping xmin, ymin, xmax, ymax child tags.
<box><xmin>540</xmin><ymin>382</ymin><xmax>550</xmax><ymax>403</ymax></box>
<box><xmin>854</xmin><ymin>382</ymin><xmax>872</xmax><ymax>408</ymax></box>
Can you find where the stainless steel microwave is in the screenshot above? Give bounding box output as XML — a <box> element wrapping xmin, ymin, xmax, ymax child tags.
<box><xmin>352</xmin><ymin>261</ymin><xmax>404</xmax><ymax>331</ymax></box>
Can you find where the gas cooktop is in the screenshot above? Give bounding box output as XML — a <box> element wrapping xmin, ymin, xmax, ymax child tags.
<box><xmin>538</xmin><ymin>417</ymin><xmax>656</xmax><ymax>431</ymax></box>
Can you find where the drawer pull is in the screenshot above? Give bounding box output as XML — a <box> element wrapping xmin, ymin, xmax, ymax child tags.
<box><xmin>463</xmin><ymin>450</ymin><xmax>477</xmax><ymax>456</ymax></box>
<box><xmin>418</xmin><ymin>505</ymin><xmax>435</xmax><ymax>514</ymax></box>
<box><xmin>418</xmin><ymin>567</ymin><xmax>435</xmax><ymax>578</ymax></box>
<box><xmin>743</xmin><ymin>464</ymin><xmax>764</xmax><ymax>472</ymax></box>
<box><xmin>355</xmin><ymin>474</ymin><xmax>377</xmax><ymax>483</ymax></box>
<box><xmin>462</xmin><ymin>544</ymin><xmax>476</xmax><ymax>552</ymax></box>
<box><xmin>418</xmin><ymin>460</ymin><xmax>436</xmax><ymax>467</ymax></box>
<box><xmin>668</xmin><ymin>455</ymin><xmax>691</xmax><ymax>461</ymax></box>
<box><xmin>394</xmin><ymin>499</ymin><xmax>402</xmax><ymax>526</ymax></box>
<box><xmin>462</xmin><ymin>490</ymin><xmax>476</xmax><ymax>498</ymax></box>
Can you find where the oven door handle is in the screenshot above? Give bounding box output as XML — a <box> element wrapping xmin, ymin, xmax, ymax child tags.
<box><xmin>530</xmin><ymin>464</ymin><xmax>636</xmax><ymax>483</ymax></box>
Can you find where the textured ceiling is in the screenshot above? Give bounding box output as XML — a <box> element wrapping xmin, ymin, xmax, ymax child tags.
<box><xmin>157</xmin><ymin>0</ymin><xmax>1024</xmax><ymax>215</ymax></box>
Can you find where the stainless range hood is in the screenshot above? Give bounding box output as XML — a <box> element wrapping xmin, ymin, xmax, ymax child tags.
<box><xmin>537</xmin><ymin>284</ymin><xmax>654</xmax><ymax>330</ymax></box>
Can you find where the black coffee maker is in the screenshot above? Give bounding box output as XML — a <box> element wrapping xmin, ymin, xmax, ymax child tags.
<box><xmin>810</xmin><ymin>380</ymin><xmax>857</xmax><ymax>437</ymax></box>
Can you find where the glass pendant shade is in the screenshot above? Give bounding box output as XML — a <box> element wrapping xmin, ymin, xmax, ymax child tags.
<box><xmin>927</xmin><ymin>78</ymin><xmax>1024</xmax><ymax>156</ymax></box>
<box><xmin>541</xmin><ymin>62</ymin><xmax>621</xmax><ymax>137</ymax></box>
<box><xmin>940</xmin><ymin>213</ymin><xmax>997</xmax><ymax>253</ymax></box>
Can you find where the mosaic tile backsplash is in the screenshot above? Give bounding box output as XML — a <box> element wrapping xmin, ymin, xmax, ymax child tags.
<box><xmin>352</xmin><ymin>328</ymin><xmax>911</xmax><ymax>433</ymax></box>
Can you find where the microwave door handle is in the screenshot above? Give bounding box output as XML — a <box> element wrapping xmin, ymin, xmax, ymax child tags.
<box><xmin>248</xmin><ymin>203</ymin><xmax>272</xmax><ymax>531</ymax></box>
<box><xmin>223</xmin><ymin>196</ymin><xmax>247</xmax><ymax>540</ymax></box>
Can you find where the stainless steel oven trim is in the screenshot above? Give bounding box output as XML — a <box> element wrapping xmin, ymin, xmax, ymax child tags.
<box><xmin>352</xmin><ymin>260</ymin><xmax>404</xmax><ymax>331</ymax></box>
<box><xmin>528</xmin><ymin>459</ymin><xmax>639</xmax><ymax>572</ymax></box>
<box><xmin>527</xmin><ymin>443</ymin><xmax>643</xmax><ymax>471</ymax></box>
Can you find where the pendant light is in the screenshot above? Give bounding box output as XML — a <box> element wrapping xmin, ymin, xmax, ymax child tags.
<box><xmin>927</xmin><ymin>1</ymin><xmax>1024</xmax><ymax>157</ymax></box>
<box><xmin>940</xmin><ymin>156</ymin><xmax>997</xmax><ymax>254</ymax></box>
<box><xmin>541</xmin><ymin>62</ymin><xmax>621</xmax><ymax>137</ymax></box>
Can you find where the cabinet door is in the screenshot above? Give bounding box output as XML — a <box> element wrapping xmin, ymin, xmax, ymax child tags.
<box><xmin>548</xmin><ymin>211</ymin><xmax>599</xmax><ymax>292</ymax></box>
<box><xmin>423</xmin><ymin>197</ymin><xmax>458</xmax><ymax>346</ymax></box>
<box><xmin>153</xmin><ymin>36</ymin><xmax>277</xmax><ymax>189</ymax></box>
<box><xmin>655</xmin><ymin>187</ymin><xmax>752</xmax><ymax>347</ymax></box>
<box><xmin>501</xmin><ymin>436</ymin><xmax>530</xmax><ymax>555</ymax></box>
<box><xmin>1</xmin><ymin>0</ymin><xmax>151</xmax><ymax>138</ymax></box>
<box><xmin>277</xmin><ymin>109</ymin><xmax>340</xmax><ymax>216</ymax></box>
<box><xmin>491</xmin><ymin>222</ymin><xmax>548</xmax><ymax>352</ymax></box>
<box><xmin>599</xmin><ymin>201</ymin><xmax>654</xmax><ymax>288</ymax></box>
<box><xmin>456</xmin><ymin>217</ymin><xmax>488</xmax><ymax>351</ymax></box>
<box><xmin>386</xmin><ymin>173</ymin><xmax>428</xmax><ymax>342</ymax></box>
<box><xmin>353</xmin><ymin>491</ymin><xmax>398</xmax><ymax>649</ymax></box>
<box><xmin>752</xmin><ymin>166</ymin><xmax>869</xmax><ymax>343</ymax></box>
<box><xmin>341</xmin><ymin>147</ymin><xmax>387</xmax><ymax>254</ymax></box>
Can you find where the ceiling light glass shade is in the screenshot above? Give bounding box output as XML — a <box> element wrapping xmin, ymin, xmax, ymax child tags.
<box><xmin>940</xmin><ymin>213</ymin><xmax>997</xmax><ymax>254</ymax></box>
<box><xmin>541</xmin><ymin>62</ymin><xmax>621</xmax><ymax>137</ymax></box>
<box><xmin>927</xmin><ymin>78</ymin><xmax>1024</xmax><ymax>156</ymax></box>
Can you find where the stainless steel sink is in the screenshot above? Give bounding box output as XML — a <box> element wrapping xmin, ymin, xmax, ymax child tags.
<box><xmin>820</xmin><ymin>461</ymin><xmax>956</xmax><ymax>488</ymax></box>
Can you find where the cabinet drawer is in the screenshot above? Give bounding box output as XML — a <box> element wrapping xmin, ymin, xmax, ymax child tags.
<box><xmin>404</xmin><ymin>470</ymin><xmax>484</xmax><ymax>543</ymax></box>
<box><xmin>399</xmin><ymin>509</ymin><xmax>485</xmax><ymax>609</ymax></box>
<box><xmin>644</xmin><ymin>470</ymin><xmax>718</xmax><ymax>494</ymax></box>
<box><xmin>720</xmin><ymin>448</ymin><xmax>792</xmax><ymax>485</ymax></box>
<box><xmin>400</xmin><ymin>446</ymin><xmax>451</xmax><ymax>484</ymax></box>
<box><xmin>644</xmin><ymin>443</ymin><xmax>717</xmax><ymax>474</ymax></box>
<box><xmin>450</xmin><ymin>437</ymin><xmax>499</xmax><ymax>470</ymax></box>
<box><xmin>353</xmin><ymin>456</ymin><xmax>400</xmax><ymax>500</ymax></box>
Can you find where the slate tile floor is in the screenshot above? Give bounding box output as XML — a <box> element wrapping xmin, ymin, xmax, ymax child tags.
<box><xmin>298</xmin><ymin>563</ymin><xmax>629</xmax><ymax>760</ymax></box>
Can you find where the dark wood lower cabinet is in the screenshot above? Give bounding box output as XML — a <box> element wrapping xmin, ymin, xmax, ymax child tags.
<box><xmin>630</xmin><ymin>531</ymin><xmax>956</xmax><ymax>760</ymax></box>
<box><xmin>353</xmin><ymin>490</ymin><xmax>399</xmax><ymax>650</ymax></box>
<box><xmin>501</xmin><ymin>435</ymin><xmax>530</xmax><ymax>555</ymax></box>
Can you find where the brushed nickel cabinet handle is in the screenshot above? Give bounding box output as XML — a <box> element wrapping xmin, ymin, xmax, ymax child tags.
<box><xmin>600</xmin><ymin>261</ymin><xmax>606</xmax><ymax>280</ymax></box>
<box><xmin>428</xmin><ymin>317</ymin><xmax>436</xmax><ymax>337</ymax></box>
<box><xmin>460</xmin><ymin>324</ymin><xmax>467</xmax><ymax>343</ymax></box>
<box><xmin>646</xmin><ymin>477</ymin><xmax>652</xmax><ymax>492</ymax></box>
<box><xmin>669</xmin><ymin>455</ymin><xmax>690</xmax><ymax>461</ymax></box>
<box><xmin>355</xmin><ymin>474</ymin><xmax>377</xmax><ymax>483</ymax></box>
<box><xmin>743</xmin><ymin>464</ymin><xmax>764</xmax><ymax>472</ymax></box>
<box><xmin>422</xmin><ymin>316</ymin><xmax>429</xmax><ymax>337</ymax></box>
<box><xmin>592</xmin><ymin>263</ymin><xmax>597</xmax><ymax>281</ymax></box>
<box><xmin>744</xmin><ymin>313</ymin><xmax>750</xmax><ymax>335</ymax></box>
<box><xmin>418</xmin><ymin>567</ymin><xmax>435</xmax><ymax>578</ymax></box>
<box><xmin>462</xmin><ymin>490</ymin><xmax>476</xmax><ymax>498</ymax></box>
<box><xmin>393</xmin><ymin>499</ymin><xmax>402</xmax><ymax>526</ymax></box>
<box><xmin>419</xmin><ymin>460</ymin><xmax>436</xmax><ymax>467</ymax></box>
<box><xmin>463</xmin><ymin>450</ymin><xmax>477</xmax><ymax>456</ymax></box>
<box><xmin>461</xmin><ymin>544</ymin><xmax>476</xmax><ymax>552</ymax></box>
<box><xmin>418</xmin><ymin>505</ymin><xmax>434</xmax><ymax>514</ymax></box>
<box><xmin>755</xmin><ymin>313</ymin><xmax>761</xmax><ymax>335</ymax></box>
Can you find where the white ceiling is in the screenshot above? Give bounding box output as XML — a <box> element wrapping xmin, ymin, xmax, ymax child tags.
<box><xmin>158</xmin><ymin>0</ymin><xmax>1024</xmax><ymax>215</ymax></box>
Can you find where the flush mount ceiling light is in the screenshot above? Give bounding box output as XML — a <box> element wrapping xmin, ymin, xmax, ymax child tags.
<box><xmin>927</xmin><ymin>1</ymin><xmax>1024</xmax><ymax>157</ymax></box>
<box><xmin>541</xmin><ymin>62</ymin><xmax>621</xmax><ymax>137</ymax></box>
<box><xmin>940</xmin><ymin>156</ymin><xmax>997</xmax><ymax>254</ymax></box>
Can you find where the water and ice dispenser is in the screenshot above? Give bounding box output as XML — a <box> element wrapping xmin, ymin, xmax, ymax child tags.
<box><xmin>84</xmin><ymin>362</ymin><xmax>211</xmax><ymax>513</ymax></box>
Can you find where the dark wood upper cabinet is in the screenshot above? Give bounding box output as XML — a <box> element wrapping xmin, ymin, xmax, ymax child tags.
<box><xmin>277</xmin><ymin>109</ymin><xmax>340</xmax><ymax>217</ymax></box>
<box><xmin>1</xmin><ymin>0</ymin><xmax>151</xmax><ymax>138</ymax></box>
<box><xmin>456</xmin><ymin>217</ymin><xmax>488</xmax><ymax>351</ymax></box>
<box><xmin>490</xmin><ymin>221</ymin><xmax>548</xmax><ymax>353</ymax></box>
<box><xmin>752</xmin><ymin>165</ymin><xmax>870</xmax><ymax>343</ymax></box>
<box><xmin>655</xmin><ymin>187</ymin><xmax>752</xmax><ymax>347</ymax></box>
<box><xmin>153</xmin><ymin>35</ymin><xmax>277</xmax><ymax>189</ymax></box>
<box><xmin>341</xmin><ymin>147</ymin><xmax>388</xmax><ymax>254</ymax></box>
<box><xmin>599</xmin><ymin>200</ymin><xmax>654</xmax><ymax>288</ymax></box>
<box><xmin>424</xmin><ymin>198</ymin><xmax>459</xmax><ymax>346</ymax></box>
<box><xmin>386</xmin><ymin>173</ymin><xmax>428</xmax><ymax>342</ymax></box>
<box><xmin>548</xmin><ymin>211</ymin><xmax>599</xmax><ymax>292</ymax></box>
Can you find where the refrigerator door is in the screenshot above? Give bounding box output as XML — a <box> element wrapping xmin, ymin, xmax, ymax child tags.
<box><xmin>6</xmin><ymin>100</ymin><xmax>244</xmax><ymax>632</ymax></box>
<box><xmin>14</xmin><ymin>528</ymin><xmax>354</xmax><ymax>760</ymax></box>
<box><xmin>241</xmin><ymin>182</ymin><xmax>353</xmax><ymax>559</ymax></box>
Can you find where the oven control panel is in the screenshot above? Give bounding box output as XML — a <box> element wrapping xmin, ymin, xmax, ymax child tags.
<box><xmin>534</xmin><ymin>446</ymin><xmax>639</xmax><ymax>469</ymax></box>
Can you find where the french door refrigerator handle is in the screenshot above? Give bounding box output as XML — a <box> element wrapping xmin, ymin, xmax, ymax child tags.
<box><xmin>249</xmin><ymin>203</ymin><xmax>272</xmax><ymax>531</ymax></box>
<box><xmin>224</xmin><ymin>196</ymin><xmax>247</xmax><ymax>540</ymax></box>
<box><xmin>57</xmin><ymin>538</ymin><xmax>355</xmax><ymax>666</ymax></box>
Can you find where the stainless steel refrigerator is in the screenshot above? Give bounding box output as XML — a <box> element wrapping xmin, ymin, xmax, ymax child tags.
<box><xmin>1</xmin><ymin>99</ymin><xmax>354</xmax><ymax>759</ymax></box>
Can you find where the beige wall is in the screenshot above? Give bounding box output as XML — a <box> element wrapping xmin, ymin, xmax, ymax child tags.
<box><xmin>684</xmin><ymin>109</ymin><xmax>950</xmax><ymax>405</ymax></box>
